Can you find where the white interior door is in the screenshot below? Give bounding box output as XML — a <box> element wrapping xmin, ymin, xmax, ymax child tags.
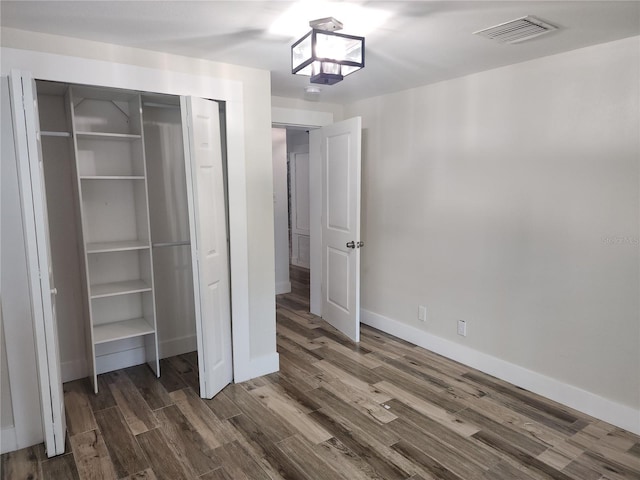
<box><xmin>315</xmin><ymin>117</ymin><xmax>362</xmax><ymax>342</ymax></box>
<box><xmin>8</xmin><ymin>70</ymin><xmax>66</xmax><ymax>456</ymax></box>
<box><xmin>181</xmin><ymin>96</ymin><xmax>233</xmax><ymax>398</ymax></box>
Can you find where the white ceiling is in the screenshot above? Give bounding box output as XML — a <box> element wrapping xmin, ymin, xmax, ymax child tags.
<box><xmin>2</xmin><ymin>1</ymin><xmax>639</xmax><ymax>104</ymax></box>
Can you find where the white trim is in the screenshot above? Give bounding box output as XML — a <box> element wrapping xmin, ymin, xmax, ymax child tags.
<box><xmin>242</xmin><ymin>352</ymin><xmax>280</xmax><ymax>382</ymax></box>
<box><xmin>1</xmin><ymin>427</ymin><xmax>18</xmax><ymax>455</ymax></box>
<box><xmin>96</xmin><ymin>348</ymin><xmax>146</xmax><ymax>375</ymax></box>
<box><xmin>275</xmin><ymin>281</ymin><xmax>292</xmax><ymax>295</ymax></box>
<box><xmin>1</xmin><ymin>49</ymin><xmax>243</xmax><ymax>102</ymax></box>
<box><xmin>61</xmin><ymin>334</ymin><xmax>198</xmax><ymax>383</ymax></box>
<box><xmin>361</xmin><ymin>309</ymin><xmax>640</xmax><ymax>435</ymax></box>
<box><xmin>1</xmin><ymin>47</ymin><xmax>253</xmax><ymax>393</ymax></box>
<box><xmin>271</xmin><ymin>107</ymin><xmax>333</xmax><ymax>128</ymax></box>
<box><xmin>159</xmin><ymin>334</ymin><xmax>198</xmax><ymax>359</ymax></box>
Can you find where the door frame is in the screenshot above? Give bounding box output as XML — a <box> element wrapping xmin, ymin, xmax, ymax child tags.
<box><xmin>272</xmin><ymin>107</ymin><xmax>335</xmax><ymax>317</ymax></box>
<box><xmin>1</xmin><ymin>51</ymin><xmax>256</xmax><ymax>451</ymax></box>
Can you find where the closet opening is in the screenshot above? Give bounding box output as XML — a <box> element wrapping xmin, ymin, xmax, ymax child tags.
<box><xmin>35</xmin><ymin>79</ymin><xmax>232</xmax><ymax>398</ymax></box>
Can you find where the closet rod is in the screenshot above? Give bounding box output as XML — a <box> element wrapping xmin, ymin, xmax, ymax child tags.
<box><xmin>152</xmin><ymin>240</ymin><xmax>190</xmax><ymax>248</ymax></box>
<box><xmin>143</xmin><ymin>102</ymin><xmax>180</xmax><ymax>109</ymax></box>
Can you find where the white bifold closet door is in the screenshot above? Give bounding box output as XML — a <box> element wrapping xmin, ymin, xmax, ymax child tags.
<box><xmin>181</xmin><ymin>97</ymin><xmax>233</xmax><ymax>399</ymax></box>
<box><xmin>8</xmin><ymin>70</ymin><xmax>66</xmax><ymax>456</ymax></box>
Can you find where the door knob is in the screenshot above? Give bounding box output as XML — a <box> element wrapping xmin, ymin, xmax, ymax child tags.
<box><xmin>346</xmin><ymin>241</ymin><xmax>356</xmax><ymax>249</ymax></box>
<box><xmin>357</xmin><ymin>241</ymin><xmax>364</xmax><ymax>248</ymax></box>
<box><xmin>51</xmin><ymin>288</ymin><xmax>58</xmax><ymax>295</ymax></box>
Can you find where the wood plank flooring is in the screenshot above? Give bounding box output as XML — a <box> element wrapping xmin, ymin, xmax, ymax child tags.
<box><xmin>3</xmin><ymin>265</ymin><xmax>639</xmax><ymax>479</ymax></box>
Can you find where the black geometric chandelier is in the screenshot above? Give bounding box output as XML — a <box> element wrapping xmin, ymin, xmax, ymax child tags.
<box><xmin>291</xmin><ymin>17</ymin><xmax>365</xmax><ymax>85</ymax></box>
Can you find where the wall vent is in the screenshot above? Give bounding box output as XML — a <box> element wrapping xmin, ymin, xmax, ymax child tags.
<box><xmin>473</xmin><ymin>16</ymin><xmax>557</xmax><ymax>44</ymax></box>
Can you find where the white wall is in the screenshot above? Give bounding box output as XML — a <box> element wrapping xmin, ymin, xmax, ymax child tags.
<box><xmin>272</xmin><ymin>128</ymin><xmax>291</xmax><ymax>294</ymax></box>
<box><xmin>345</xmin><ymin>36</ymin><xmax>640</xmax><ymax>432</ymax></box>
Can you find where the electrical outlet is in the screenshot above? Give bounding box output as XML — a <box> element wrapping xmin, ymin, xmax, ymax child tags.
<box><xmin>457</xmin><ymin>320</ymin><xmax>467</xmax><ymax>337</ymax></box>
<box><xmin>418</xmin><ymin>305</ymin><xmax>427</xmax><ymax>322</ymax></box>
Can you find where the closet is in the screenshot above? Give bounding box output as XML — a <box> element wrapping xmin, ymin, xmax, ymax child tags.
<box><xmin>35</xmin><ymin>80</ymin><xmax>228</xmax><ymax>395</ymax></box>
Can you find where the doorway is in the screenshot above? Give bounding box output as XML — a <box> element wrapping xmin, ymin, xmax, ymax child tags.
<box><xmin>273</xmin><ymin>127</ymin><xmax>312</xmax><ymax>302</ymax></box>
<box><xmin>272</xmin><ymin>115</ymin><xmax>363</xmax><ymax>343</ymax></box>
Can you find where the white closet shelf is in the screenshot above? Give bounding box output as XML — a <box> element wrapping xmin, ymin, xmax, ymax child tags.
<box><xmin>90</xmin><ymin>279</ymin><xmax>152</xmax><ymax>299</ymax></box>
<box><xmin>93</xmin><ymin>317</ymin><xmax>155</xmax><ymax>344</ymax></box>
<box><xmin>76</xmin><ymin>131</ymin><xmax>141</xmax><ymax>140</ymax></box>
<box><xmin>87</xmin><ymin>240</ymin><xmax>150</xmax><ymax>253</ymax></box>
<box><xmin>80</xmin><ymin>175</ymin><xmax>145</xmax><ymax>180</ymax></box>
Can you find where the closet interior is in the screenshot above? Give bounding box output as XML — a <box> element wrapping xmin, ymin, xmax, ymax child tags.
<box><xmin>37</xmin><ymin>81</ymin><xmax>198</xmax><ymax>393</ymax></box>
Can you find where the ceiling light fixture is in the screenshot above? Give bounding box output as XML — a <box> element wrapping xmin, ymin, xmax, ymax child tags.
<box><xmin>291</xmin><ymin>17</ymin><xmax>365</xmax><ymax>86</ymax></box>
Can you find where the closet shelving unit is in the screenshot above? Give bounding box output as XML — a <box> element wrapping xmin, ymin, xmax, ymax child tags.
<box><xmin>71</xmin><ymin>86</ymin><xmax>159</xmax><ymax>392</ymax></box>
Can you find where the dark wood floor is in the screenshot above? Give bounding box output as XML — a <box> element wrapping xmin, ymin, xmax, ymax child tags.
<box><xmin>2</xmin><ymin>265</ymin><xmax>639</xmax><ymax>479</ymax></box>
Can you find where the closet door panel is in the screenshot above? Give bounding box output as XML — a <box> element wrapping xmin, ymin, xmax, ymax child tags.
<box><xmin>182</xmin><ymin>96</ymin><xmax>232</xmax><ymax>399</ymax></box>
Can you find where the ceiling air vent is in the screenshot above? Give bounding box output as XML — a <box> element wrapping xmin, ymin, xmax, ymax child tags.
<box><xmin>473</xmin><ymin>16</ymin><xmax>557</xmax><ymax>44</ymax></box>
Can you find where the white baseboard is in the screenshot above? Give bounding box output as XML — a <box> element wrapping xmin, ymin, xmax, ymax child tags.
<box><xmin>275</xmin><ymin>281</ymin><xmax>292</xmax><ymax>295</ymax></box>
<box><xmin>1</xmin><ymin>426</ymin><xmax>17</xmax><ymax>455</ymax></box>
<box><xmin>61</xmin><ymin>335</ymin><xmax>199</xmax><ymax>381</ymax></box>
<box><xmin>96</xmin><ymin>347</ymin><xmax>146</xmax><ymax>375</ymax></box>
<box><xmin>159</xmin><ymin>334</ymin><xmax>197</xmax><ymax>359</ymax></box>
<box><xmin>361</xmin><ymin>309</ymin><xmax>640</xmax><ymax>435</ymax></box>
<box><xmin>235</xmin><ymin>352</ymin><xmax>279</xmax><ymax>383</ymax></box>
